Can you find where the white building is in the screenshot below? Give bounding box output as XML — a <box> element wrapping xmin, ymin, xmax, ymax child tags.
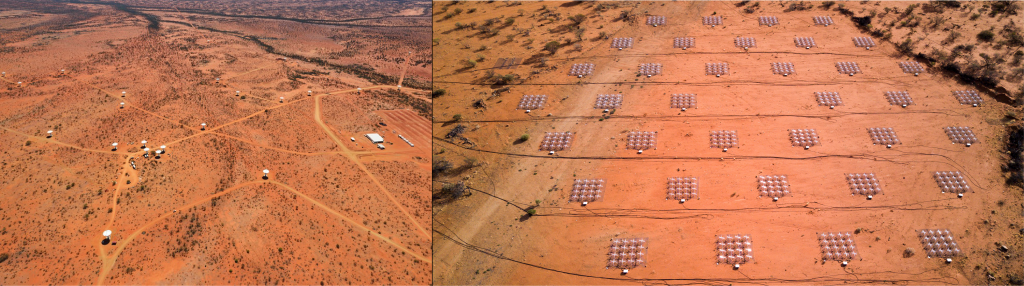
<box><xmin>365</xmin><ymin>133</ymin><xmax>384</xmax><ymax>144</ymax></box>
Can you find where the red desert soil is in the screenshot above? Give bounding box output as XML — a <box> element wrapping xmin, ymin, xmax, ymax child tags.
<box><xmin>0</xmin><ymin>0</ymin><xmax>431</xmax><ymax>284</ymax></box>
<box><xmin>432</xmin><ymin>1</ymin><xmax>1022</xmax><ymax>285</ymax></box>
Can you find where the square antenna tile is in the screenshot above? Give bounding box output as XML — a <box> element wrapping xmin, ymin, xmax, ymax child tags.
<box><xmin>703</xmin><ymin>16</ymin><xmax>723</xmax><ymax>26</ymax></box>
<box><xmin>494</xmin><ymin>58</ymin><xmax>521</xmax><ymax>69</ymax></box>
<box><xmin>667</xmin><ymin>177</ymin><xmax>699</xmax><ymax>201</ymax></box>
<box><xmin>952</xmin><ymin>90</ymin><xmax>983</xmax><ymax>106</ymax></box>
<box><xmin>758</xmin><ymin>16</ymin><xmax>779</xmax><ymax>26</ymax></box>
<box><xmin>670</xmin><ymin>94</ymin><xmax>696</xmax><ymax>109</ymax></box>
<box><xmin>815</xmin><ymin>92</ymin><xmax>843</xmax><ymax>108</ymax></box>
<box><xmin>735</xmin><ymin>37</ymin><xmax>757</xmax><ymax>49</ymax></box>
<box><xmin>817</xmin><ymin>232</ymin><xmax>859</xmax><ymax>262</ymax></box>
<box><xmin>898</xmin><ymin>61</ymin><xmax>925</xmax><ymax>75</ymax></box>
<box><xmin>835</xmin><ymin>62</ymin><xmax>861</xmax><ymax>75</ymax></box>
<box><xmin>813</xmin><ymin>16</ymin><xmax>834</xmax><ymax>26</ymax></box>
<box><xmin>794</xmin><ymin>37</ymin><xmax>816</xmax><ymax>49</ymax></box>
<box><xmin>517</xmin><ymin>94</ymin><xmax>547</xmax><ymax>110</ymax></box>
<box><xmin>943</xmin><ymin>127</ymin><xmax>978</xmax><ymax>146</ymax></box>
<box><xmin>569</xmin><ymin>178</ymin><xmax>605</xmax><ymax>203</ymax></box>
<box><xmin>770</xmin><ymin>62</ymin><xmax>795</xmax><ymax>76</ymax></box>
<box><xmin>674</xmin><ymin>37</ymin><xmax>696</xmax><ymax>50</ymax></box>
<box><xmin>607</xmin><ymin>237</ymin><xmax>648</xmax><ymax>269</ymax></box>
<box><xmin>626</xmin><ymin>131</ymin><xmax>657</xmax><ymax>150</ymax></box>
<box><xmin>852</xmin><ymin>37</ymin><xmax>876</xmax><ymax>49</ymax></box>
<box><xmin>539</xmin><ymin>132</ymin><xmax>574</xmax><ymax>151</ymax></box>
<box><xmin>706</xmin><ymin>63</ymin><xmax>730</xmax><ymax>76</ymax></box>
<box><xmin>867</xmin><ymin>128</ymin><xmax>900</xmax><ymax>146</ymax></box>
<box><xmin>611</xmin><ymin>38</ymin><xmax>634</xmax><ymax>49</ymax></box>
<box><xmin>594</xmin><ymin>94</ymin><xmax>623</xmax><ymax>109</ymax></box>
<box><xmin>845</xmin><ymin>173</ymin><xmax>883</xmax><ymax>197</ymax></box>
<box><xmin>647</xmin><ymin>16</ymin><xmax>666</xmax><ymax>26</ymax></box>
<box><xmin>639</xmin><ymin>63</ymin><xmax>663</xmax><ymax>77</ymax></box>
<box><xmin>789</xmin><ymin>129</ymin><xmax>821</xmax><ymax>148</ymax></box>
<box><xmin>916</xmin><ymin>229</ymin><xmax>962</xmax><ymax>259</ymax></box>
<box><xmin>884</xmin><ymin>91</ymin><xmax>914</xmax><ymax>107</ymax></box>
<box><xmin>715</xmin><ymin>234</ymin><xmax>754</xmax><ymax>265</ymax></box>
<box><xmin>757</xmin><ymin>175</ymin><xmax>791</xmax><ymax>199</ymax></box>
<box><xmin>933</xmin><ymin>171</ymin><xmax>972</xmax><ymax>194</ymax></box>
<box><xmin>569</xmin><ymin>63</ymin><xmax>595</xmax><ymax>77</ymax></box>
<box><xmin>710</xmin><ymin>130</ymin><xmax>738</xmax><ymax>149</ymax></box>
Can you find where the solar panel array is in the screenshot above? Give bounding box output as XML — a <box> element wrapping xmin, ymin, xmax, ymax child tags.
<box><xmin>706</xmin><ymin>63</ymin><xmax>729</xmax><ymax>76</ymax></box>
<box><xmin>638</xmin><ymin>63</ymin><xmax>663</xmax><ymax>76</ymax></box>
<box><xmin>647</xmin><ymin>16</ymin><xmax>666</xmax><ymax>26</ymax></box>
<box><xmin>715</xmin><ymin>234</ymin><xmax>754</xmax><ymax>265</ymax></box>
<box><xmin>853</xmin><ymin>37</ymin><xmax>876</xmax><ymax>48</ymax></box>
<box><xmin>703</xmin><ymin>16</ymin><xmax>723</xmax><ymax>26</ymax></box>
<box><xmin>917</xmin><ymin>229</ymin><xmax>962</xmax><ymax>259</ymax></box>
<box><xmin>517</xmin><ymin>94</ymin><xmax>547</xmax><ymax>110</ymax></box>
<box><xmin>710</xmin><ymin>130</ymin><xmax>738</xmax><ymax>149</ymax></box>
<box><xmin>846</xmin><ymin>173</ymin><xmax>882</xmax><ymax>196</ymax></box>
<box><xmin>813</xmin><ymin>16</ymin><xmax>834</xmax><ymax>26</ymax></box>
<box><xmin>943</xmin><ymin>126</ymin><xmax>978</xmax><ymax>145</ymax></box>
<box><xmin>607</xmin><ymin>237</ymin><xmax>648</xmax><ymax>269</ymax></box>
<box><xmin>673</xmin><ymin>37</ymin><xmax>695</xmax><ymax>49</ymax></box>
<box><xmin>626</xmin><ymin>131</ymin><xmax>657</xmax><ymax>150</ymax></box>
<box><xmin>884</xmin><ymin>91</ymin><xmax>914</xmax><ymax>106</ymax></box>
<box><xmin>815</xmin><ymin>92</ymin><xmax>843</xmax><ymax>107</ymax></box>
<box><xmin>835</xmin><ymin>62</ymin><xmax>861</xmax><ymax>75</ymax></box>
<box><xmin>611</xmin><ymin>38</ymin><xmax>634</xmax><ymax>49</ymax></box>
<box><xmin>794</xmin><ymin>37</ymin><xmax>816</xmax><ymax>48</ymax></box>
<box><xmin>493</xmin><ymin>58</ymin><xmax>521</xmax><ymax>69</ymax></box>
<box><xmin>789</xmin><ymin>129</ymin><xmax>821</xmax><ymax>148</ymax></box>
<box><xmin>770</xmin><ymin>62</ymin><xmax>795</xmax><ymax>75</ymax></box>
<box><xmin>569</xmin><ymin>63</ymin><xmax>595</xmax><ymax>77</ymax></box>
<box><xmin>758</xmin><ymin>16</ymin><xmax>779</xmax><ymax>26</ymax></box>
<box><xmin>952</xmin><ymin>90</ymin><xmax>983</xmax><ymax>106</ymax></box>
<box><xmin>867</xmin><ymin>127</ymin><xmax>900</xmax><ymax>146</ymax></box>
<box><xmin>670</xmin><ymin>94</ymin><xmax>696</xmax><ymax>109</ymax></box>
<box><xmin>666</xmin><ymin>177</ymin><xmax>699</xmax><ymax>200</ymax></box>
<box><xmin>933</xmin><ymin>171</ymin><xmax>971</xmax><ymax>194</ymax></box>
<box><xmin>539</xmin><ymin>132</ymin><xmax>573</xmax><ymax>151</ymax></box>
<box><xmin>757</xmin><ymin>175</ymin><xmax>791</xmax><ymax>198</ymax></box>
<box><xmin>898</xmin><ymin>61</ymin><xmax>925</xmax><ymax>74</ymax></box>
<box><xmin>594</xmin><ymin>94</ymin><xmax>623</xmax><ymax>109</ymax></box>
<box><xmin>818</xmin><ymin>232</ymin><xmax>859</xmax><ymax>261</ymax></box>
<box><xmin>569</xmin><ymin>179</ymin><xmax>604</xmax><ymax>203</ymax></box>
<box><xmin>735</xmin><ymin>37</ymin><xmax>757</xmax><ymax>48</ymax></box>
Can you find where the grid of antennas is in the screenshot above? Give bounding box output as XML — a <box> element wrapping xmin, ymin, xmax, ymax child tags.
<box><xmin>867</xmin><ymin>127</ymin><xmax>900</xmax><ymax>146</ymax></box>
<box><xmin>899</xmin><ymin>61</ymin><xmax>925</xmax><ymax>74</ymax></box>
<box><xmin>943</xmin><ymin>126</ymin><xmax>978</xmax><ymax>145</ymax></box>
<box><xmin>594</xmin><ymin>94</ymin><xmax>624</xmax><ymax>109</ymax></box>
<box><xmin>539</xmin><ymin>132</ymin><xmax>574</xmax><ymax>151</ymax></box>
<box><xmin>813</xmin><ymin>16</ymin><xmax>834</xmax><ymax>26</ymax></box>
<box><xmin>757</xmin><ymin>175</ymin><xmax>791</xmax><ymax>199</ymax></box>
<box><xmin>835</xmin><ymin>62</ymin><xmax>861</xmax><ymax>75</ymax></box>
<box><xmin>569</xmin><ymin>63</ymin><xmax>595</xmax><ymax>77</ymax></box>
<box><xmin>917</xmin><ymin>229</ymin><xmax>961</xmax><ymax>259</ymax></box>
<box><xmin>758</xmin><ymin>16</ymin><xmax>779</xmax><ymax>26</ymax></box>
<box><xmin>933</xmin><ymin>171</ymin><xmax>971</xmax><ymax>194</ymax></box>
<box><xmin>703</xmin><ymin>16</ymin><xmax>723</xmax><ymax>26</ymax></box>
<box><xmin>517</xmin><ymin>94</ymin><xmax>547</xmax><ymax>110</ymax></box>
<box><xmin>846</xmin><ymin>173</ymin><xmax>882</xmax><ymax>197</ymax></box>
<box><xmin>638</xmin><ymin>63</ymin><xmax>663</xmax><ymax>76</ymax></box>
<box><xmin>666</xmin><ymin>177</ymin><xmax>699</xmax><ymax>201</ymax></box>
<box><xmin>670</xmin><ymin>94</ymin><xmax>697</xmax><ymax>109</ymax></box>
<box><xmin>884</xmin><ymin>91</ymin><xmax>914</xmax><ymax>107</ymax></box>
<box><xmin>715</xmin><ymin>234</ymin><xmax>754</xmax><ymax>265</ymax></box>
<box><xmin>952</xmin><ymin>90</ymin><xmax>983</xmax><ymax>106</ymax></box>
<box><xmin>789</xmin><ymin>129</ymin><xmax>821</xmax><ymax>148</ymax></box>
<box><xmin>815</xmin><ymin>92</ymin><xmax>843</xmax><ymax>107</ymax></box>
<box><xmin>818</xmin><ymin>232</ymin><xmax>859</xmax><ymax>262</ymax></box>
<box><xmin>493</xmin><ymin>58</ymin><xmax>521</xmax><ymax>70</ymax></box>
<box><xmin>607</xmin><ymin>237</ymin><xmax>648</xmax><ymax>269</ymax></box>
<box><xmin>852</xmin><ymin>37</ymin><xmax>876</xmax><ymax>48</ymax></box>
<box><xmin>569</xmin><ymin>178</ymin><xmax>605</xmax><ymax>203</ymax></box>
<box><xmin>794</xmin><ymin>37</ymin><xmax>816</xmax><ymax>48</ymax></box>
<box><xmin>611</xmin><ymin>38</ymin><xmax>634</xmax><ymax>49</ymax></box>
<box><xmin>710</xmin><ymin>130</ymin><xmax>738</xmax><ymax>149</ymax></box>
<box><xmin>735</xmin><ymin>37</ymin><xmax>757</xmax><ymax>49</ymax></box>
<box><xmin>626</xmin><ymin>131</ymin><xmax>658</xmax><ymax>150</ymax></box>
<box><xmin>706</xmin><ymin>63</ymin><xmax>729</xmax><ymax>76</ymax></box>
<box><xmin>673</xmin><ymin>37</ymin><xmax>695</xmax><ymax>49</ymax></box>
<box><xmin>647</xmin><ymin>16</ymin><xmax>666</xmax><ymax>26</ymax></box>
<box><xmin>770</xmin><ymin>62</ymin><xmax>795</xmax><ymax>75</ymax></box>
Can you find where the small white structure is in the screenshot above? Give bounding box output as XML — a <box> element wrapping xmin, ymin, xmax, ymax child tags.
<box><xmin>121</xmin><ymin>91</ymin><xmax>126</xmax><ymax>97</ymax></box>
<box><xmin>308</xmin><ymin>90</ymin><xmax>312</xmax><ymax>96</ymax></box>
<box><xmin>17</xmin><ymin>81</ymin><xmax>23</xmax><ymax>87</ymax></box>
<box><xmin>120</xmin><ymin>102</ymin><xmax>125</xmax><ymax>109</ymax></box>
<box><xmin>262</xmin><ymin>169</ymin><xmax>269</xmax><ymax>179</ymax></box>
<box><xmin>143</xmin><ymin>148</ymin><xmax>150</xmax><ymax>158</ymax></box>
<box><xmin>377</xmin><ymin>144</ymin><xmax>385</xmax><ymax>149</ymax></box>
<box><xmin>216</xmin><ymin>77</ymin><xmax>220</xmax><ymax>83</ymax></box>
<box><xmin>103</xmin><ymin>230</ymin><xmax>112</xmax><ymax>240</ymax></box>
<box><xmin>1</xmin><ymin>72</ymin><xmax>5</xmax><ymax>77</ymax></box>
<box><xmin>160</xmin><ymin>145</ymin><xmax>167</xmax><ymax>155</ymax></box>
<box><xmin>365</xmin><ymin>133</ymin><xmax>385</xmax><ymax>144</ymax></box>
<box><xmin>46</xmin><ymin>130</ymin><xmax>53</xmax><ymax>138</ymax></box>
<box><xmin>141</xmin><ymin>140</ymin><xmax>147</xmax><ymax>148</ymax></box>
<box><xmin>235</xmin><ymin>90</ymin><xmax>240</xmax><ymax>96</ymax></box>
<box><xmin>279</xmin><ymin>97</ymin><xmax>284</xmax><ymax>103</ymax></box>
<box><xmin>201</xmin><ymin>123</ymin><xmax>207</xmax><ymax>130</ymax></box>
<box><xmin>357</xmin><ymin>88</ymin><xmax>362</xmax><ymax>93</ymax></box>
<box><xmin>111</xmin><ymin>142</ymin><xmax>118</xmax><ymax>151</ymax></box>
<box><xmin>154</xmin><ymin>149</ymin><xmax>162</xmax><ymax>159</ymax></box>
<box><xmin>350</xmin><ymin>137</ymin><xmax>355</xmax><ymax>142</ymax></box>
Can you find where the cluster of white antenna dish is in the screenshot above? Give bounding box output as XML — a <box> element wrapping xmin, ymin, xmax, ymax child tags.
<box><xmin>770</xmin><ymin>62</ymin><xmax>795</xmax><ymax>76</ymax></box>
<box><xmin>835</xmin><ymin>62</ymin><xmax>861</xmax><ymax>76</ymax></box>
<box><xmin>646</xmin><ymin>15</ymin><xmax>666</xmax><ymax>27</ymax></box>
<box><xmin>610</xmin><ymin>38</ymin><xmax>634</xmax><ymax>50</ymax></box>
<box><xmin>815</xmin><ymin>92</ymin><xmax>843</xmax><ymax>108</ymax></box>
<box><xmin>933</xmin><ymin>171</ymin><xmax>971</xmax><ymax>196</ymax></box>
<box><xmin>867</xmin><ymin>128</ymin><xmax>900</xmax><ymax>148</ymax></box>
<box><xmin>789</xmin><ymin>129</ymin><xmax>820</xmax><ymax>149</ymax></box>
<box><xmin>607</xmin><ymin>237</ymin><xmax>648</xmax><ymax>272</ymax></box>
<box><xmin>818</xmin><ymin>232</ymin><xmax>859</xmax><ymax>265</ymax></box>
<box><xmin>952</xmin><ymin>90</ymin><xmax>983</xmax><ymax>107</ymax></box>
<box><xmin>673</xmin><ymin>37</ymin><xmax>696</xmax><ymax>50</ymax></box>
<box><xmin>917</xmin><ymin>229</ymin><xmax>961</xmax><ymax>262</ymax></box>
<box><xmin>757</xmin><ymin>175</ymin><xmax>790</xmax><ymax>201</ymax></box>
<box><xmin>569</xmin><ymin>179</ymin><xmax>604</xmax><ymax>205</ymax></box>
<box><xmin>666</xmin><ymin>177</ymin><xmax>699</xmax><ymax>202</ymax></box>
<box><xmin>670</xmin><ymin>94</ymin><xmax>696</xmax><ymax>110</ymax></box>
<box><xmin>845</xmin><ymin>173</ymin><xmax>883</xmax><ymax>199</ymax></box>
<box><xmin>794</xmin><ymin>37</ymin><xmax>816</xmax><ymax>49</ymax></box>
<box><xmin>734</xmin><ymin>37</ymin><xmax>757</xmax><ymax>49</ymax></box>
<box><xmin>757</xmin><ymin>16</ymin><xmax>779</xmax><ymax>27</ymax></box>
<box><xmin>539</xmin><ymin>132</ymin><xmax>574</xmax><ymax>151</ymax></box>
<box><xmin>715</xmin><ymin>234</ymin><xmax>753</xmax><ymax>269</ymax></box>
<box><xmin>625</xmin><ymin>131</ymin><xmax>657</xmax><ymax>151</ymax></box>
<box><xmin>883</xmin><ymin>91</ymin><xmax>915</xmax><ymax>108</ymax></box>
<box><xmin>517</xmin><ymin>95</ymin><xmax>547</xmax><ymax>110</ymax></box>
<box><xmin>594</xmin><ymin>94</ymin><xmax>624</xmax><ymax>109</ymax></box>
<box><xmin>898</xmin><ymin>61</ymin><xmax>925</xmax><ymax>76</ymax></box>
<box><xmin>568</xmin><ymin>63</ymin><xmax>595</xmax><ymax>77</ymax></box>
